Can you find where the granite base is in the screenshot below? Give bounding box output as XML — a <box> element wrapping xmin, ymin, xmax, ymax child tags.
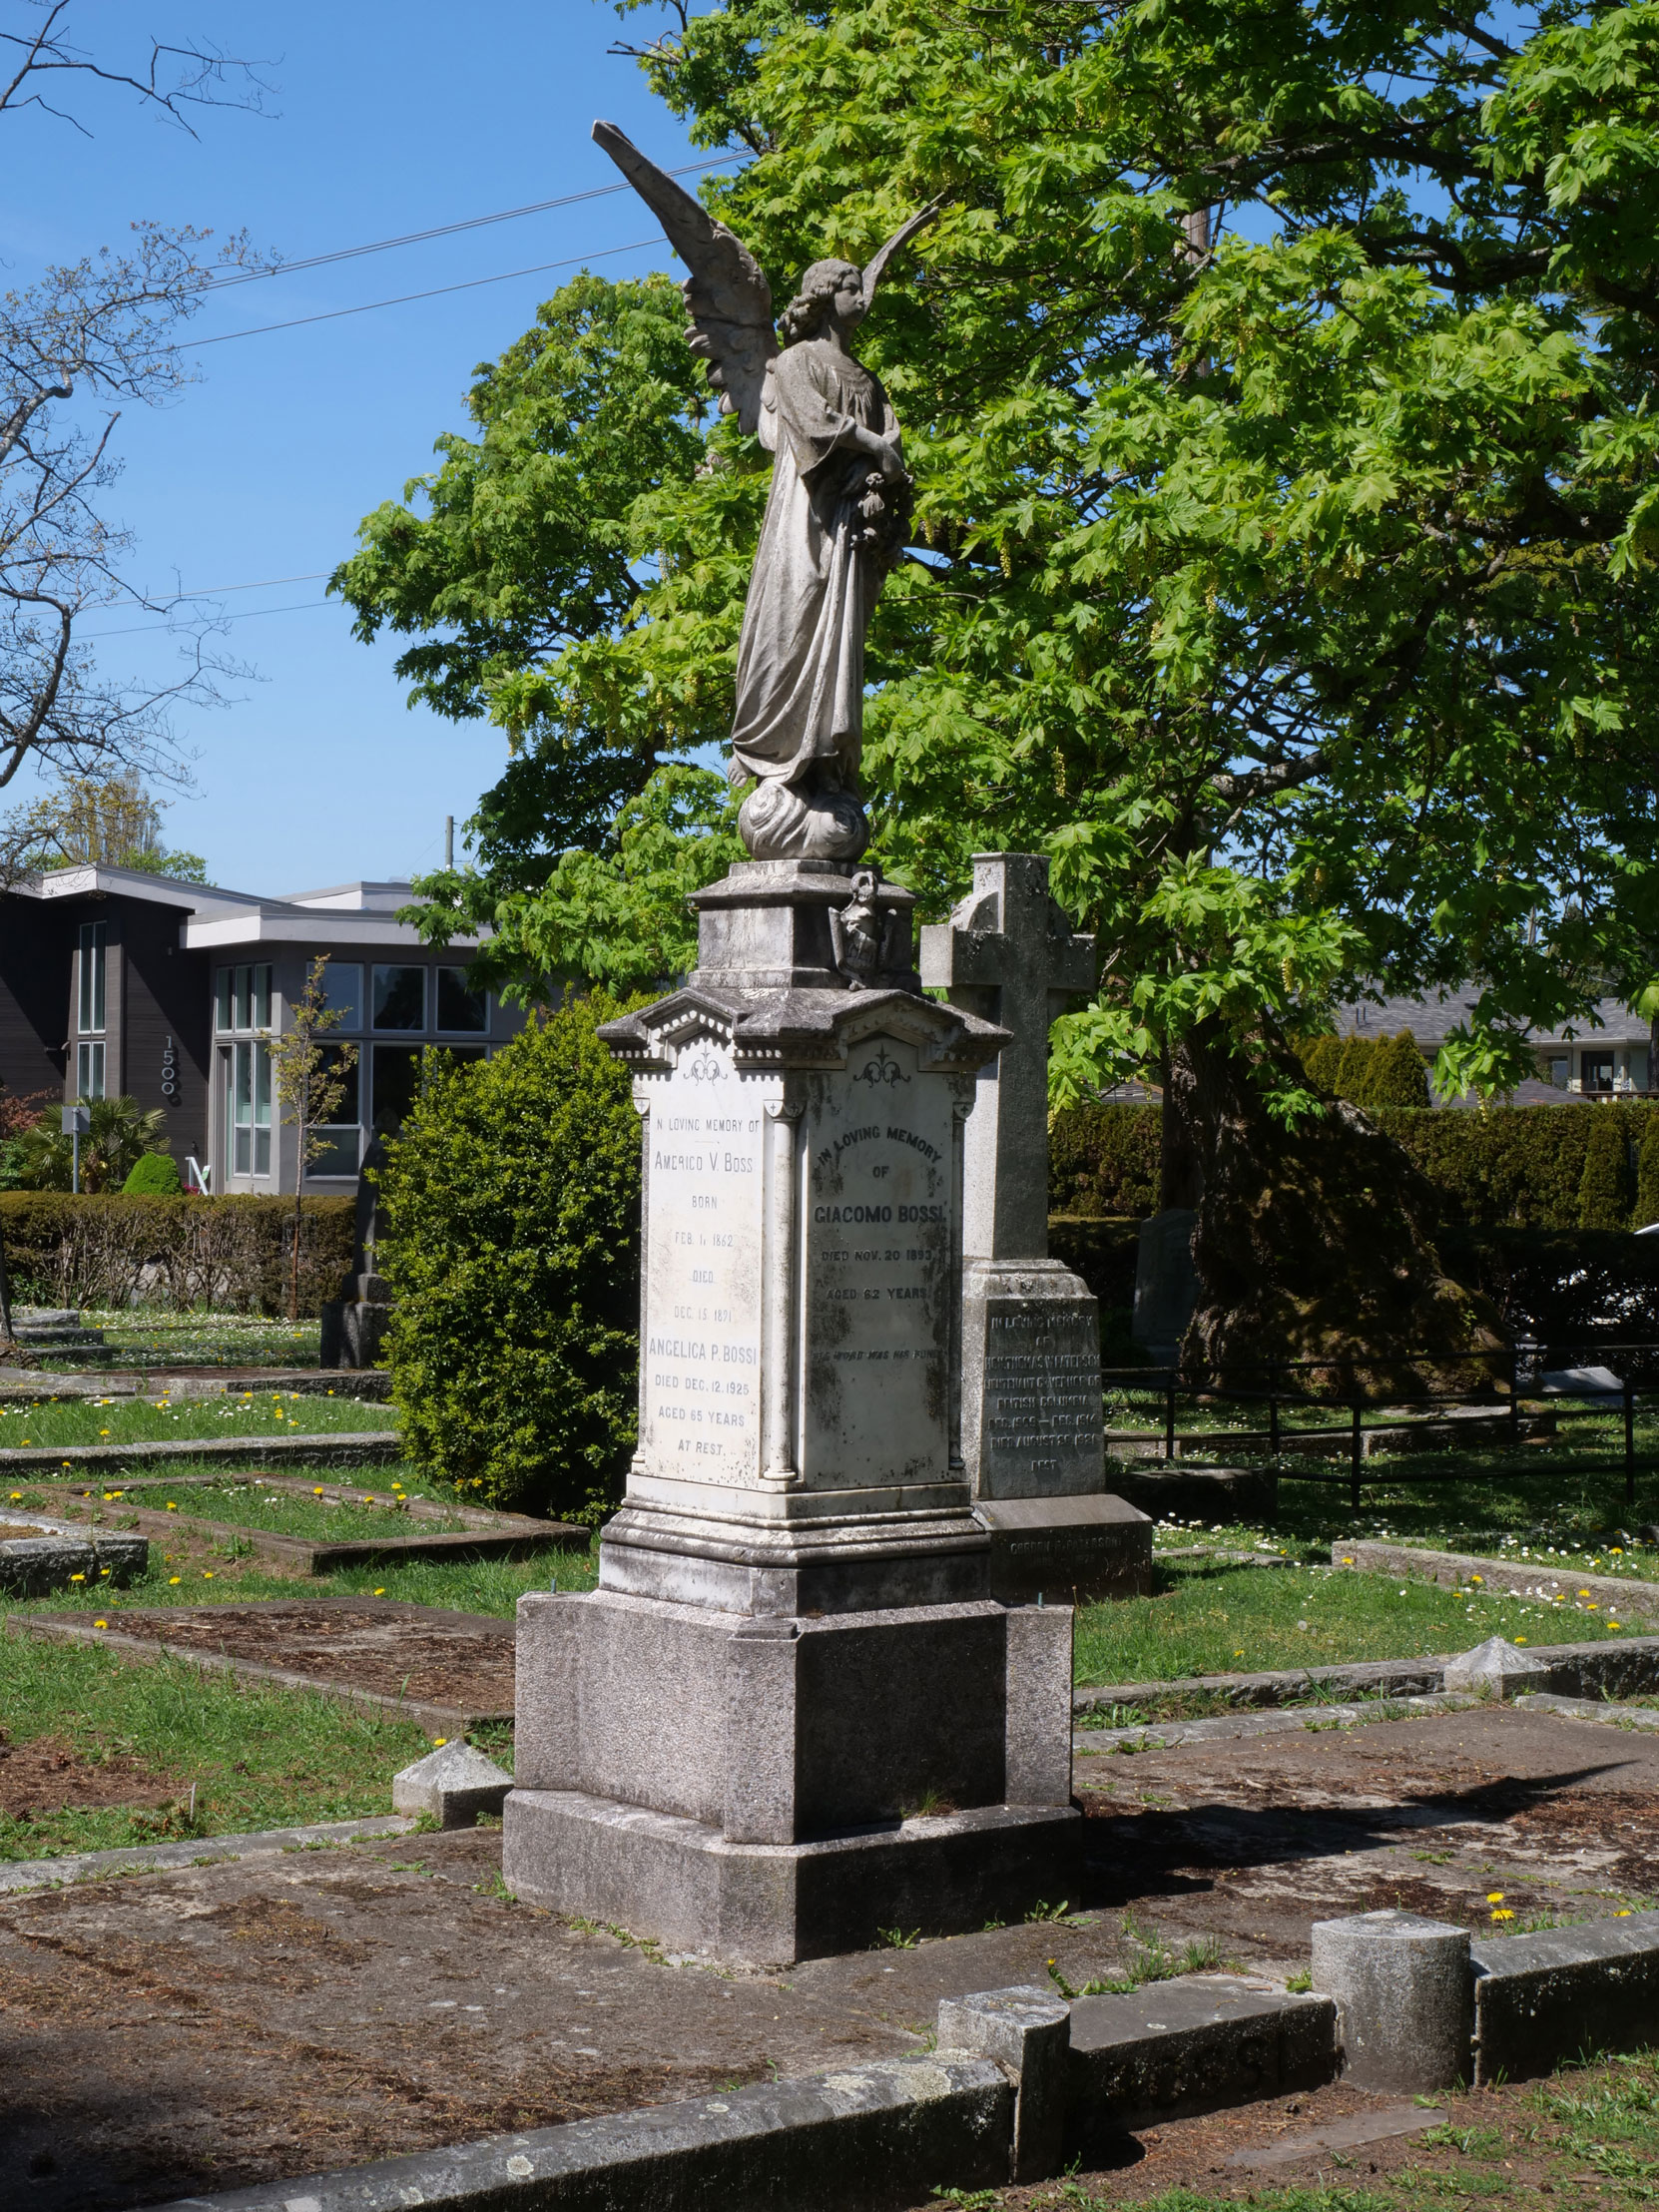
<box><xmin>502</xmin><ymin>1788</ymin><xmax>1083</xmax><ymax>1966</ymax></box>
<box><xmin>975</xmin><ymin>1494</ymin><xmax>1153</xmax><ymax>1603</ymax></box>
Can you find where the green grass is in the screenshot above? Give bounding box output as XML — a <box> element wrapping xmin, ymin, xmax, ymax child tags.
<box><xmin>30</xmin><ymin>1309</ymin><xmax>324</xmax><ymax>1372</ymax></box>
<box><xmin>1152</xmin><ymin>1461</ymin><xmax>1659</xmax><ymax>1568</ymax></box>
<box><xmin>0</xmin><ymin>1489</ymin><xmax>598</xmax><ymax>1862</ymax></box>
<box><xmin>1074</xmin><ymin>1551</ymin><xmax>1630</xmax><ymax>1686</ymax></box>
<box><xmin>108</xmin><ymin>1478</ymin><xmax>472</xmax><ymax>1540</ymax></box>
<box><xmin>0</xmin><ymin>1388</ymin><xmax>393</xmax><ymax>1449</ymax></box>
<box><xmin>2</xmin><ymin>1520</ymin><xmax>597</xmax><ymax>1619</ymax></box>
<box><xmin>0</xmin><ymin>1628</ymin><xmax>434</xmax><ymax>1862</ymax></box>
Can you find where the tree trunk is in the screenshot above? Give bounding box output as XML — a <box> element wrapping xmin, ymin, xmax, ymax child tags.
<box><xmin>1169</xmin><ymin>1018</ymin><xmax>1506</xmax><ymax>1395</ymax></box>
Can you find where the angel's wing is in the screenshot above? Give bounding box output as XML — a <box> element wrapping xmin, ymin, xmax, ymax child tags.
<box><xmin>593</xmin><ymin>121</ymin><xmax>778</xmax><ymax>436</ymax></box>
<box><xmin>860</xmin><ymin>195</ymin><xmax>950</xmax><ymax>311</ymax></box>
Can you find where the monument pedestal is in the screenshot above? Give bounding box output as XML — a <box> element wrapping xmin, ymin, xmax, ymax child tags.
<box><xmin>505</xmin><ymin>1583</ymin><xmax>1079</xmax><ymax>1963</ymax></box>
<box><xmin>503</xmin><ymin>857</ymin><xmax>1080</xmax><ymax>1965</ymax></box>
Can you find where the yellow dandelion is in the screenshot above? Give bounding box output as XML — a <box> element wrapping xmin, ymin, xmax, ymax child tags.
<box><xmin>373</xmin><ymin>1587</ymin><xmax>386</xmax><ymax>1596</ymax></box>
<box><xmin>94</xmin><ymin>1618</ymin><xmax>107</xmax><ymax>1628</ymax></box>
<box><xmin>168</xmin><ymin>1576</ymin><xmax>181</xmax><ymax>1585</ymax></box>
<box><xmin>69</xmin><ymin>1571</ymin><xmax>84</xmax><ymax>1581</ymax></box>
<box><xmin>1491</xmin><ymin>1909</ymin><xmax>1515</xmax><ymax>1923</ymax></box>
<box><xmin>166</xmin><ymin>1501</ymin><xmax>178</xmax><ymax>1510</ymax></box>
<box><xmin>432</xmin><ymin>1736</ymin><xmax>448</xmax><ymax>1747</ymax></box>
<box><xmin>203</xmin><ymin>1570</ymin><xmax>215</xmax><ymax>1579</ymax></box>
<box><xmin>1487</xmin><ymin>1892</ymin><xmax>1504</xmax><ymax>1903</ymax></box>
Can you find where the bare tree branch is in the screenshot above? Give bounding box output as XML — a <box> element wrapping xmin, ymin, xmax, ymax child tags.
<box><xmin>0</xmin><ymin>2</ymin><xmax>276</xmax><ymax>141</ymax></box>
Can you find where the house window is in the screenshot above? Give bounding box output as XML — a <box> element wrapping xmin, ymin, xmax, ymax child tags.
<box><xmin>215</xmin><ymin>964</ymin><xmax>273</xmax><ymax>1033</ymax></box>
<box><xmin>229</xmin><ymin>1040</ymin><xmax>273</xmax><ymax>1176</ymax></box>
<box><xmin>306</xmin><ymin>1047</ymin><xmax>360</xmax><ymax>1179</ymax></box>
<box><xmin>77</xmin><ymin>921</ymin><xmax>108</xmax><ymax>1033</ymax></box>
<box><xmin>370</xmin><ymin>1044</ymin><xmax>423</xmax><ymax>1127</ymax></box>
<box><xmin>436</xmin><ymin>965</ymin><xmax>488</xmax><ymax>1033</ymax></box>
<box><xmin>1632</xmin><ymin>1048</ymin><xmax>1651</xmax><ymax>1092</ymax></box>
<box><xmin>76</xmin><ymin>1041</ymin><xmax>105</xmax><ymax>1099</ymax></box>
<box><xmin>1581</xmin><ymin>1052</ymin><xmax>1616</xmax><ymax>1095</ymax></box>
<box><xmin>372</xmin><ymin>965</ymin><xmax>425</xmax><ymax>1031</ymax></box>
<box><xmin>319</xmin><ymin>962</ymin><xmax>362</xmax><ymax>1030</ymax></box>
<box><xmin>1547</xmin><ymin>1056</ymin><xmax>1570</xmax><ymax>1090</ymax></box>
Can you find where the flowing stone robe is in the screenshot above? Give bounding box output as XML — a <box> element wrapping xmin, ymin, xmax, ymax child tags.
<box><xmin>729</xmin><ymin>338</ymin><xmax>898</xmax><ymax>792</ymax></box>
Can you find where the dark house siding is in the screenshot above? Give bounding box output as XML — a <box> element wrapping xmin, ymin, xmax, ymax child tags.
<box><xmin>0</xmin><ymin>897</ymin><xmax>72</xmax><ymax>1107</ymax></box>
<box><xmin>118</xmin><ymin>899</ymin><xmax>211</xmax><ymax>1165</ymax></box>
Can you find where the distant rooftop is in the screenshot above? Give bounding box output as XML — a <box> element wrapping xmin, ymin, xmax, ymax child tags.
<box><xmin>278</xmin><ymin>880</ymin><xmax>415</xmax><ymax>912</ymax></box>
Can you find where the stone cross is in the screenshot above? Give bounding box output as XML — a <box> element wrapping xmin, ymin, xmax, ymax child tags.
<box><xmin>918</xmin><ymin>853</ymin><xmax>1095</xmax><ymax>1262</ymax></box>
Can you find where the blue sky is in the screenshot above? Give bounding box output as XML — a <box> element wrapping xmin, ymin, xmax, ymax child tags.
<box><xmin>5</xmin><ymin>0</ymin><xmax>702</xmax><ymax>892</ymax></box>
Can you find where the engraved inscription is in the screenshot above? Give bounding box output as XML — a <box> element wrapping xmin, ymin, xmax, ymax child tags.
<box><xmin>642</xmin><ymin>1049</ymin><xmax>764</xmax><ymax>1480</ymax></box>
<box><xmin>982</xmin><ymin>1309</ymin><xmax>1104</xmax><ymax>1480</ymax></box>
<box><xmin>801</xmin><ymin>1046</ymin><xmax>956</xmax><ymax>1486</ymax></box>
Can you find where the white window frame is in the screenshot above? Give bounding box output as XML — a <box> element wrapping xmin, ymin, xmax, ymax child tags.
<box><xmin>78</xmin><ymin>921</ymin><xmax>108</xmax><ymax>1034</ymax></box>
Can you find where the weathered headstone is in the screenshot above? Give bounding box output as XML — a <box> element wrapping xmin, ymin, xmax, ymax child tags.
<box><xmin>1132</xmin><ymin>1207</ymin><xmax>1199</xmax><ymax>1366</ymax></box>
<box><xmin>319</xmin><ymin>1121</ymin><xmax>394</xmax><ymax>1370</ymax></box>
<box><xmin>503</xmin><ymin>856</ymin><xmax>1082</xmax><ymax>1964</ymax></box>
<box><xmin>919</xmin><ymin>854</ymin><xmax>1150</xmax><ymax>1600</ymax></box>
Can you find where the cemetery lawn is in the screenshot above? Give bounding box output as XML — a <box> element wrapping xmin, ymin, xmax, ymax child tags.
<box><xmin>31</xmin><ymin>1309</ymin><xmax>322</xmax><ymax>1371</ymax></box>
<box><xmin>0</xmin><ymin>1627</ymin><xmax>432</xmax><ymax>1861</ymax></box>
<box><xmin>0</xmin><ymin>1389</ymin><xmax>393</xmax><ymax>1449</ymax></box>
<box><xmin>96</xmin><ymin>1478</ymin><xmax>473</xmax><ymax>1541</ymax></box>
<box><xmin>1073</xmin><ymin>1549</ymin><xmax>1630</xmax><ymax>1685</ymax></box>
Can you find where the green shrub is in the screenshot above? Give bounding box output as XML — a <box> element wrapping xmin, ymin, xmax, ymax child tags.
<box><xmin>1577</xmin><ymin>1109</ymin><xmax>1631</xmax><ymax>1231</ymax></box>
<box><xmin>1370</xmin><ymin>1030</ymin><xmax>1433</xmax><ymax>1108</ymax></box>
<box><xmin>1299</xmin><ymin>1035</ymin><xmax>1343</xmax><ymax>1092</ymax></box>
<box><xmin>377</xmin><ymin>996</ymin><xmax>644</xmax><ymax>1521</ymax></box>
<box><xmin>1636</xmin><ymin>1115</ymin><xmax>1659</xmax><ymax>1231</ymax></box>
<box><xmin>17</xmin><ymin>1094</ymin><xmax>167</xmax><ymax>1192</ymax></box>
<box><xmin>1048</xmin><ymin>1102</ymin><xmax>1161</xmax><ymax>1216</ymax></box>
<box><xmin>1048</xmin><ymin>1099</ymin><xmax>1659</xmax><ymax>1231</ymax></box>
<box><xmin>0</xmin><ymin>1193</ymin><xmax>353</xmax><ymax>1313</ymax></box>
<box><xmin>122</xmin><ymin>1151</ymin><xmax>182</xmax><ymax>1196</ymax></box>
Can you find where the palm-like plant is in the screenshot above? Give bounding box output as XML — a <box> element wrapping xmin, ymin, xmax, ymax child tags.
<box><xmin>18</xmin><ymin>1096</ymin><xmax>168</xmax><ymax>1192</ymax></box>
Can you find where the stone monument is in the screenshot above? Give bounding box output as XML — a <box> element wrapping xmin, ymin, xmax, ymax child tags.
<box><xmin>920</xmin><ymin>854</ymin><xmax>1151</xmax><ymax>1602</ymax></box>
<box><xmin>500</xmin><ymin>130</ymin><xmax>1081</xmax><ymax>1966</ymax></box>
<box><xmin>503</xmin><ymin>863</ymin><xmax>1081</xmax><ymax>1962</ymax></box>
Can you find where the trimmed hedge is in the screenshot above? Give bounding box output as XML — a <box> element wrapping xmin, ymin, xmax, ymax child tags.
<box><xmin>375</xmin><ymin>996</ymin><xmax>643</xmax><ymax>1522</ymax></box>
<box><xmin>123</xmin><ymin>1152</ymin><xmax>182</xmax><ymax>1195</ymax></box>
<box><xmin>0</xmin><ymin>1193</ymin><xmax>354</xmax><ymax>1315</ymax></box>
<box><xmin>1049</xmin><ymin>1101</ymin><xmax>1659</xmax><ymax>1231</ymax></box>
<box><xmin>1302</xmin><ymin>1030</ymin><xmax>1433</xmax><ymax>1109</ymax></box>
<box><xmin>1050</xmin><ymin>1104</ymin><xmax>1162</xmax><ymax>1217</ymax></box>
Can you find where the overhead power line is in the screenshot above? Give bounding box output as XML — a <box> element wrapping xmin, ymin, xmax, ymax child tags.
<box><xmin>201</xmin><ymin>153</ymin><xmax>746</xmax><ymax>290</ymax></box>
<box><xmin>81</xmin><ymin>597</ymin><xmax>333</xmax><ymax>641</ymax></box>
<box><xmin>190</xmin><ymin>236</ymin><xmax>664</xmax><ymax>347</ymax></box>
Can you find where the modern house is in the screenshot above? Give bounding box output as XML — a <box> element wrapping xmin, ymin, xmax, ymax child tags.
<box><xmin>0</xmin><ymin>865</ymin><xmax>524</xmax><ymax>1193</ymax></box>
<box><xmin>1335</xmin><ymin>989</ymin><xmax>1653</xmax><ymax>1103</ymax></box>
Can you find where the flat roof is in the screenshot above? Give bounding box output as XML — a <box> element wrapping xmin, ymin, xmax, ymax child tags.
<box><xmin>12</xmin><ymin>865</ymin><xmax>481</xmax><ymax>951</ymax></box>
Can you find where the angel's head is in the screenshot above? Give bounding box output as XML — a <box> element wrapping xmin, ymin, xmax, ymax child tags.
<box><xmin>778</xmin><ymin>259</ymin><xmax>866</xmax><ymax>345</ymax></box>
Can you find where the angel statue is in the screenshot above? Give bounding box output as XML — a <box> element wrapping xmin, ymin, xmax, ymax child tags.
<box><xmin>594</xmin><ymin>123</ymin><xmax>941</xmax><ymax>863</ymax></box>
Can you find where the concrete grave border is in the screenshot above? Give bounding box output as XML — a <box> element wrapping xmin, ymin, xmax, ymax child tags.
<box><xmin>0</xmin><ymin>1431</ymin><xmax>404</xmax><ymax>1475</ymax></box>
<box><xmin>1336</xmin><ymin>1538</ymin><xmax>1659</xmax><ymax>1626</ymax></box>
<box><xmin>0</xmin><ymin>1814</ymin><xmax>413</xmax><ymax>1895</ymax></box>
<box><xmin>28</xmin><ymin>1470</ymin><xmax>587</xmax><ymax>1574</ymax></box>
<box><xmin>1073</xmin><ymin>1631</ymin><xmax>1659</xmax><ymax>1720</ymax></box>
<box><xmin>0</xmin><ymin>1507</ymin><xmax>146</xmax><ymax>1595</ymax></box>
<box><xmin>64</xmin><ymin>1907</ymin><xmax>1659</xmax><ymax>2211</ymax></box>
